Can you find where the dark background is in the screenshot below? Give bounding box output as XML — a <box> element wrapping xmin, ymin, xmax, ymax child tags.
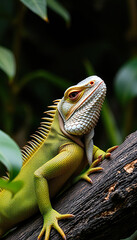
<box><xmin>0</xmin><ymin>0</ymin><xmax>137</xmax><ymax>148</ymax></box>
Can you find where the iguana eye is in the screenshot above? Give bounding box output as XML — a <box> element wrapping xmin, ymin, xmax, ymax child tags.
<box><xmin>69</xmin><ymin>91</ymin><xmax>79</xmax><ymax>100</ymax></box>
<box><xmin>90</xmin><ymin>81</ymin><xmax>95</xmax><ymax>86</ymax></box>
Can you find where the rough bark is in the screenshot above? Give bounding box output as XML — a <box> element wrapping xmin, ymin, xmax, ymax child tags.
<box><xmin>4</xmin><ymin>131</ymin><xmax>137</xmax><ymax>240</ymax></box>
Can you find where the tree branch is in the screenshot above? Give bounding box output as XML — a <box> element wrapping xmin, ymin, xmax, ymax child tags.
<box><xmin>4</xmin><ymin>131</ymin><xmax>137</xmax><ymax>240</ymax></box>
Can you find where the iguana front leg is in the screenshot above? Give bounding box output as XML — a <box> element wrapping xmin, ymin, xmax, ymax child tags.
<box><xmin>73</xmin><ymin>145</ymin><xmax>118</xmax><ymax>184</ymax></box>
<box><xmin>34</xmin><ymin>142</ymin><xmax>84</xmax><ymax>240</ymax></box>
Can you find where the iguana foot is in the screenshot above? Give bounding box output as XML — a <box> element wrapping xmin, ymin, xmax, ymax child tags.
<box><xmin>84</xmin><ymin>145</ymin><xmax>118</xmax><ymax>183</ymax></box>
<box><xmin>38</xmin><ymin>209</ymin><xmax>74</xmax><ymax>240</ymax></box>
<box><xmin>80</xmin><ymin>156</ymin><xmax>103</xmax><ymax>183</ymax></box>
<box><xmin>73</xmin><ymin>155</ymin><xmax>103</xmax><ymax>184</ymax></box>
<box><xmin>73</xmin><ymin>146</ymin><xmax>118</xmax><ymax>184</ymax></box>
<box><xmin>95</xmin><ymin>145</ymin><xmax>118</xmax><ymax>161</ymax></box>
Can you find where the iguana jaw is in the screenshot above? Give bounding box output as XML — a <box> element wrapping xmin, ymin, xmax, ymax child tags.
<box><xmin>58</xmin><ymin>76</ymin><xmax>106</xmax><ymax>136</ymax></box>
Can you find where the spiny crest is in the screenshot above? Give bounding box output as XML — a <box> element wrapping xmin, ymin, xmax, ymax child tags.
<box><xmin>21</xmin><ymin>100</ymin><xmax>60</xmax><ymax>165</ymax></box>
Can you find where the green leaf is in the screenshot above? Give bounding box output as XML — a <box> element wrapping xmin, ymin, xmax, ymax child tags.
<box><xmin>20</xmin><ymin>0</ymin><xmax>48</xmax><ymax>21</ymax></box>
<box><xmin>114</xmin><ymin>57</ymin><xmax>137</xmax><ymax>106</ymax></box>
<box><xmin>0</xmin><ymin>130</ymin><xmax>22</xmax><ymax>181</ymax></box>
<box><xmin>0</xmin><ymin>46</ymin><xmax>16</xmax><ymax>80</ymax></box>
<box><xmin>47</xmin><ymin>0</ymin><xmax>70</xmax><ymax>23</ymax></box>
<box><xmin>0</xmin><ymin>178</ymin><xmax>23</xmax><ymax>194</ymax></box>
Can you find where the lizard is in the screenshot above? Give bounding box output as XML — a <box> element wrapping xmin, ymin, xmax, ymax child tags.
<box><xmin>0</xmin><ymin>75</ymin><xmax>117</xmax><ymax>240</ymax></box>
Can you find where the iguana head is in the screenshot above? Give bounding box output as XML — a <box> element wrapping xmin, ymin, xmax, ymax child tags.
<box><xmin>58</xmin><ymin>76</ymin><xmax>106</xmax><ymax>136</ymax></box>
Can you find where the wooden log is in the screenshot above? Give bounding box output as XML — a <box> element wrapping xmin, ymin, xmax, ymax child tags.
<box><xmin>4</xmin><ymin>131</ymin><xmax>137</xmax><ymax>240</ymax></box>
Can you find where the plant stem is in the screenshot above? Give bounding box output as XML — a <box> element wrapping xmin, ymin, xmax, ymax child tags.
<box><xmin>101</xmin><ymin>100</ymin><xmax>122</xmax><ymax>146</ymax></box>
<box><xmin>123</xmin><ymin>100</ymin><xmax>134</xmax><ymax>138</ymax></box>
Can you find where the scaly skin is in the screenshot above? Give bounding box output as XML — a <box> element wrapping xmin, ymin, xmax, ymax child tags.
<box><xmin>0</xmin><ymin>76</ymin><xmax>117</xmax><ymax>239</ymax></box>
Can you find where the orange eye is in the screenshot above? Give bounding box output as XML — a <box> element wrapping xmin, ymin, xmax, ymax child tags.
<box><xmin>90</xmin><ymin>81</ymin><xmax>95</xmax><ymax>86</ymax></box>
<box><xmin>68</xmin><ymin>91</ymin><xmax>79</xmax><ymax>100</ymax></box>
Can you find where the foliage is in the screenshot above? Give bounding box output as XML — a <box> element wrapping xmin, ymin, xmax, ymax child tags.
<box><xmin>0</xmin><ymin>130</ymin><xmax>22</xmax><ymax>193</ymax></box>
<box><xmin>20</xmin><ymin>0</ymin><xmax>70</xmax><ymax>23</ymax></box>
<box><xmin>0</xmin><ymin>46</ymin><xmax>16</xmax><ymax>80</ymax></box>
<box><xmin>115</xmin><ymin>57</ymin><xmax>137</xmax><ymax>106</ymax></box>
<box><xmin>114</xmin><ymin>57</ymin><xmax>137</xmax><ymax>138</ymax></box>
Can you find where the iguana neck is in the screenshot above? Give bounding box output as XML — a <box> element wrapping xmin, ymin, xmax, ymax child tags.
<box><xmin>58</xmin><ymin>111</ymin><xmax>84</xmax><ymax>148</ymax></box>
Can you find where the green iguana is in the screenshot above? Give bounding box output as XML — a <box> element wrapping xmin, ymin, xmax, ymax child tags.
<box><xmin>0</xmin><ymin>76</ymin><xmax>117</xmax><ymax>240</ymax></box>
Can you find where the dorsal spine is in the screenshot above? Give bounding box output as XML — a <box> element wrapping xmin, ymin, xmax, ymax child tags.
<box><xmin>21</xmin><ymin>100</ymin><xmax>60</xmax><ymax>165</ymax></box>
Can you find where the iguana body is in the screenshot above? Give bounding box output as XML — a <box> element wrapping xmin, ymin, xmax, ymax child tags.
<box><xmin>0</xmin><ymin>76</ymin><xmax>115</xmax><ymax>239</ymax></box>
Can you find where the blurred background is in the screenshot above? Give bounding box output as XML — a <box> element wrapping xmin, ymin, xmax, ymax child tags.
<box><xmin>0</xmin><ymin>0</ymin><xmax>137</xmax><ymax>149</ymax></box>
<box><xmin>0</xmin><ymin>1</ymin><xmax>137</xmax><ymax>239</ymax></box>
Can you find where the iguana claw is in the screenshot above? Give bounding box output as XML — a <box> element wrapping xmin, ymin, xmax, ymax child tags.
<box><xmin>38</xmin><ymin>209</ymin><xmax>74</xmax><ymax>240</ymax></box>
<box><xmin>80</xmin><ymin>166</ymin><xmax>103</xmax><ymax>184</ymax></box>
<box><xmin>73</xmin><ymin>155</ymin><xmax>103</xmax><ymax>184</ymax></box>
<box><xmin>106</xmin><ymin>145</ymin><xmax>118</xmax><ymax>153</ymax></box>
